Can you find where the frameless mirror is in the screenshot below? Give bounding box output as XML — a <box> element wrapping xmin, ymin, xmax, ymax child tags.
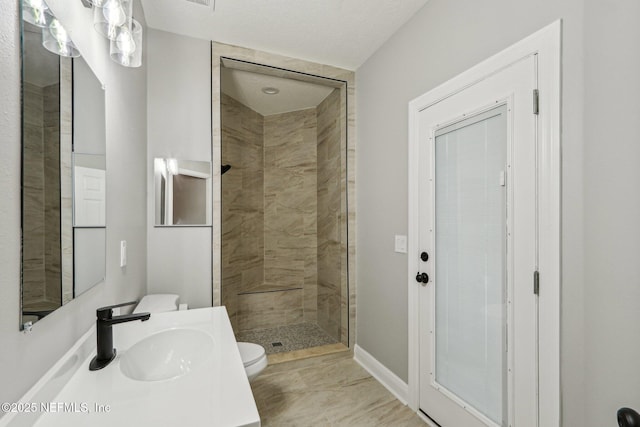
<box><xmin>154</xmin><ymin>158</ymin><xmax>212</xmax><ymax>226</ymax></box>
<box><xmin>21</xmin><ymin>16</ymin><xmax>106</xmax><ymax>329</ymax></box>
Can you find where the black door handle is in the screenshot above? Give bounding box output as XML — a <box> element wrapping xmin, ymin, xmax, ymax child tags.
<box><xmin>421</xmin><ymin>252</ymin><xmax>429</xmax><ymax>262</ymax></box>
<box><xmin>415</xmin><ymin>272</ymin><xmax>429</xmax><ymax>283</ymax></box>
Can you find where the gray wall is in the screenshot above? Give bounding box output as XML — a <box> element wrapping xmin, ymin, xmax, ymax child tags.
<box><xmin>146</xmin><ymin>29</ymin><xmax>212</xmax><ymax>308</ymax></box>
<box><xmin>74</xmin><ymin>57</ymin><xmax>106</xmax><ymax>156</ymax></box>
<box><xmin>356</xmin><ymin>0</ymin><xmax>640</xmax><ymax>425</ymax></box>
<box><xmin>0</xmin><ymin>0</ymin><xmax>148</xmax><ymax>406</ymax></box>
<box><xmin>582</xmin><ymin>0</ymin><xmax>640</xmax><ymax>424</ymax></box>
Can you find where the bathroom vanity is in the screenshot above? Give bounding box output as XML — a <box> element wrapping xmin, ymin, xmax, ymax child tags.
<box><xmin>0</xmin><ymin>307</ymin><xmax>260</xmax><ymax>427</ymax></box>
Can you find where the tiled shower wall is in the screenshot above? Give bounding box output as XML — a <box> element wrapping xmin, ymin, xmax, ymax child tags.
<box><xmin>263</xmin><ymin>108</ymin><xmax>318</xmax><ymax>326</ymax></box>
<box><xmin>22</xmin><ymin>81</ymin><xmax>61</xmax><ymax>309</ymax></box>
<box><xmin>221</xmin><ymin>94</ymin><xmax>264</xmax><ymax>331</ymax></box>
<box><xmin>222</xmin><ymin>91</ymin><xmax>344</xmax><ymax>343</ymax></box>
<box><xmin>316</xmin><ymin>89</ymin><xmax>343</xmax><ymax>342</ymax></box>
<box><xmin>43</xmin><ymin>83</ymin><xmax>61</xmax><ymax>305</ymax></box>
<box><xmin>23</xmin><ymin>82</ymin><xmax>46</xmax><ymax>304</ymax></box>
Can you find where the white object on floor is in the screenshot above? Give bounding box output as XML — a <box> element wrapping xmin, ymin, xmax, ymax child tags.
<box><xmin>133</xmin><ymin>294</ymin><xmax>179</xmax><ymax>314</ymax></box>
<box><xmin>237</xmin><ymin>342</ymin><xmax>268</xmax><ymax>382</ymax></box>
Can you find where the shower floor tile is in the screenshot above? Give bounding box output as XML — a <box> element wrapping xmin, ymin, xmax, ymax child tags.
<box><xmin>235</xmin><ymin>323</ymin><xmax>339</xmax><ymax>354</ymax></box>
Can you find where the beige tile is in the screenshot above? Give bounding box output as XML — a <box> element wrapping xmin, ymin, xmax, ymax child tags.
<box><xmin>237</xmin><ymin>289</ymin><xmax>304</xmax><ymax>330</ymax></box>
<box><xmin>267</xmin><ymin>343</ymin><xmax>348</xmax><ymax>365</ymax></box>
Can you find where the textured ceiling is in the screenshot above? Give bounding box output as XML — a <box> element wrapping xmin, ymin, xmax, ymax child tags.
<box><xmin>140</xmin><ymin>0</ymin><xmax>428</xmax><ymax>70</ymax></box>
<box><xmin>221</xmin><ymin>68</ymin><xmax>335</xmax><ymax>116</ymax></box>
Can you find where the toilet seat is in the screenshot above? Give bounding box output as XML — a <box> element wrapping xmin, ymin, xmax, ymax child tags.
<box><xmin>237</xmin><ymin>342</ymin><xmax>266</xmax><ymax>367</ymax></box>
<box><xmin>237</xmin><ymin>342</ymin><xmax>267</xmax><ymax>381</ymax></box>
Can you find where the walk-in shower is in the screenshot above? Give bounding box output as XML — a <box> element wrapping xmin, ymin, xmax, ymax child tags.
<box><xmin>220</xmin><ymin>59</ymin><xmax>349</xmax><ymax>357</ymax></box>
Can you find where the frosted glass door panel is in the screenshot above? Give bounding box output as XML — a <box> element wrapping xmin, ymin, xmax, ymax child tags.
<box><xmin>434</xmin><ymin>105</ymin><xmax>507</xmax><ymax>425</ymax></box>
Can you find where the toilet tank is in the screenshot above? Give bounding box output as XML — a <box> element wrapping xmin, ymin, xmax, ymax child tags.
<box><xmin>133</xmin><ymin>294</ymin><xmax>179</xmax><ymax>314</ymax></box>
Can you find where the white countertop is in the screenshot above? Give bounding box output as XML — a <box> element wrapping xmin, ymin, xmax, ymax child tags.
<box><xmin>3</xmin><ymin>307</ymin><xmax>260</xmax><ymax>427</ymax></box>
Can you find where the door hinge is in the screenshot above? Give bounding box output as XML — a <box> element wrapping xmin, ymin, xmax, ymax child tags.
<box><xmin>533</xmin><ymin>89</ymin><xmax>539</xmax><ymax>115</ymax></box>
<box><xmin>533</xmin><ymin>270</ymin><xmax>540</xmax><ymax>295</ymax></box>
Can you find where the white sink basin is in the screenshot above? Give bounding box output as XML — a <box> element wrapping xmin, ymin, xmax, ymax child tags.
<box><xmin>120</xmin><ymin>328</ymin><xmax>214</xmax><ymax>381</ymax></box>
<box><xmin>3</xmin><ymin>308</ymin><xmax>260</xmax><ymax>427</ymax></box>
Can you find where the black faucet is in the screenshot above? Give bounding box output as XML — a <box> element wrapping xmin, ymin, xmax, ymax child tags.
<box><xmin>619</xmin><ymin>408</ymin><xmax>640</xmax><ymax>427</ymax></box>
<box><xmin>89</xmin><ymin>301</ymin><xmax>151</xmax><ymax>371</ymax></box>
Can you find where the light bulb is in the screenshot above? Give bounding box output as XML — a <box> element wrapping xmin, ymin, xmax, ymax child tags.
<box><xmin>102</xmin><ymin>0</ymin><xmax>126</xmax><ymax>27</ymax></box>
<box><xmin>22</xmin><ymin>0</ymin><xmax>51</xmax><ymax>27</ymax></box>
<box><xmin>49</xmin><ymin>18</ymin><xmax>72</xmax><ymax>44</ymax></box>
<box><xmin>42</xmin><ymin>18</ymin><xmax>80</xmax><ymax>57</ymax></box>
<box><xmin>115</xmin><ymin>28</ymin><xmax>135</xmax><ymax>56</ymax></box>
<box><xmin>109</xmin><ymin>18</ymin><xmax>142</xmax><ymax>68</ymax></box>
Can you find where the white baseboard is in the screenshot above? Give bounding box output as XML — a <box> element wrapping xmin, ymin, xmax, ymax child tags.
<box><xmin>354</xmin><ymin>344</ymin><xmax>409</xmax><ymax>405</ymax></box>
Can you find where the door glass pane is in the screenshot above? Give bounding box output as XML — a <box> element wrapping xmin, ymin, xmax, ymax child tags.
<box><xmin>434</xmin><ymin>105</ymin><xmax>507</xmax><ymax>425</ymax></box>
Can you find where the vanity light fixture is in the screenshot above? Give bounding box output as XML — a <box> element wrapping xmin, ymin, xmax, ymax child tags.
<box><xmin>93</xmin><ymin>0</ymin><xmax>130</xmax><ymax>40</ymax></box>
<box><xmin>83</xmin><ymin>0</ymin><xmax>108</xmax><ymax>7</ymax></box>
<box><xmin>83</xmin><ymin>0</ymin><xmax>143</xmax><ymax>68</ymax></box>
<box><xmin>42</xmin><ymin>15</ymin><xmax>80</xmax><ymax>57</ymax></box>
<box><xmin>22</xmin><ymin>0</ymin><xmax>52</xmax><ymax>27</ymax></box>
<box><xmin>110</xmin><ymin>18</ymin><xmax>142</xmax><ymax>67</ymax></box>
<box><xmin>22</xmin><ymin>0</ymin><xmax>80</xmax><ymax>58</ymax></box>
<box><xmin>261</xmin><ymin>87</ymin><xmax>280</xmax><ymax>95</ymax></box>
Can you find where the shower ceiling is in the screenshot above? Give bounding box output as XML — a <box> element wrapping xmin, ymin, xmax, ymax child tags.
<box><xmin>221</xmin><ymin>68</ymin><xmax>334</xmax><ymax>116</ymax></box>
<box><xmin>139</xmin><ymin>0</ymin><xmax>429</xmax><ymax>70</ymax></box>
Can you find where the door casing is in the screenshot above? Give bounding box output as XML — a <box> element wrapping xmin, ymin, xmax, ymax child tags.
<box><xmin>407</xmin><ymin>20</ymin><xmax>561</xmax><ymax>427</ymax></box>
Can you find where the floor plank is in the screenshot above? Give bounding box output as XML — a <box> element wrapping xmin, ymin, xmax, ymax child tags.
<box><xmin>250</xmin><ymin>352</ymin><xmax>425</xmax><ymax>426</ymax></box>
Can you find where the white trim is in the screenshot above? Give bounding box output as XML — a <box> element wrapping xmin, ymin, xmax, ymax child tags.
<box><xmin>354</xmin><ymin>345</ymin><xmax>409</xmax><ymax>405</ymax></box>
<box><xmin>407</xmin><ymin>20</ymin><xmax>561</xmax><ymax>426</ymax></box>
<box><xmin>417</xmin><ymin>410</ymin><xmax>443</xmax><ymax>427</ymax></box>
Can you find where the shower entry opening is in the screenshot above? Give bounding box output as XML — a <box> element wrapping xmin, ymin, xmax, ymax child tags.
<box><xmin>219</xmin><ymin>56</ymin><xmax>351</xmax><ymax>360</ymax></box>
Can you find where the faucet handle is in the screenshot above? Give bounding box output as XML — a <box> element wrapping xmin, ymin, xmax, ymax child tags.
<box><xmin>96</xmin><ymin>300</ymin><xmax>138</xmax><ymax>320</ymax></box>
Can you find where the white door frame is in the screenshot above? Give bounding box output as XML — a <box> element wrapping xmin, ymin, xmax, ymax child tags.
<box><xmin>407</xmin><ymin>21</ymin><xmax>561</xmax><ymax>426</ymax></box>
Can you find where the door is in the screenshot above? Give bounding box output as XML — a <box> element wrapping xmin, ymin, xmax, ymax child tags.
<box><xmin>74</xmin><ymin>166</ymin><xmax>106</xmax><ymax>227</ymax></box>
<box><xmin>417</xmin><ymin>55</ymin><xmax>538</xmax><ymax>427</ymax></box>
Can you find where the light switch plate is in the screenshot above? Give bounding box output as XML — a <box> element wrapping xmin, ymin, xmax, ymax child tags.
<box><xmin>120</xmin><ymin>240</ymin><xmax>127</xmax><ymax>267</ymax></box>
<box><xmin>394</xmin><ymin>235</ymin><xmax>407</xmax><ymax>253</ymax></box>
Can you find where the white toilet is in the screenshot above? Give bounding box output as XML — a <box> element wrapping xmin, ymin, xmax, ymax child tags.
<box><xmin>237</xmin><ymin>342</ymin><xmax>268</xmax><ymax>382</ymax></box>
<box><xmin>134</xmin><ymin>294</ymin><xmax>267</xmax><ymax>382</ymax></box>
<box><xmin>133</xmin><ymin>294</ymin><xmax>181</xmax><ymax>314</ymax></box>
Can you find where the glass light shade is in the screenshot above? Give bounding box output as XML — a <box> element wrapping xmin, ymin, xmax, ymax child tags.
<box><xmin>22</xmin><ymin>0</ymin><xmax>52</xmax><ymax>27</ymax></box>
<box><xmin>93</xmin><ymin>0</ymin><xmax>132</xmax><ymax>40</ymax></box>
<box><xmin>42</xmin><ymin>18</ymin><xmax>80</xmax><ymax>57</ymax></box>
<box><xmin>110</xmin><ymin>18</ymin><xmax>142</xmax><ymax>68</ymax></box>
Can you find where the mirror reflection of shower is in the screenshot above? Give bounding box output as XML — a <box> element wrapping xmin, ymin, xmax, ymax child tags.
<box><xmin>221</xmin><ymin>59</ymin><xmax>348</xmax><ymax>357</ymax></box>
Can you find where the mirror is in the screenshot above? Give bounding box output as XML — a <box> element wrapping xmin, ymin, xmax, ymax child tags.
<box><xmin>154</xmin><ymin>158</ymin><xmax>212</xmax><ymax>226</ymax></box>
<box><xmin>21</xmin><ymin>17</ymin><xmax>106</xmax><ymax>328</ymax></box>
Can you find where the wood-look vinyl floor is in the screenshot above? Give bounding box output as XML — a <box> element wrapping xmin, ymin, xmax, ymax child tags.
<box><xmin>250</xmin><ymin>352</ymin><xmax>426</xmax><ymax>426</ymax></box>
